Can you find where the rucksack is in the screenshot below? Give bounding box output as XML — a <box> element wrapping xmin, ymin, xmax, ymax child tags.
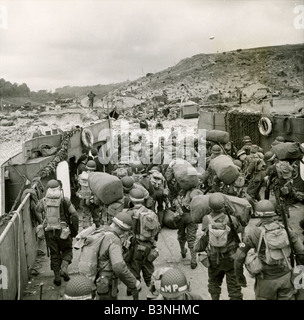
<box><xmin>275</xmin><ymin>161</ymin><xmax>293</xmax><ymax>180</ymax></box>
<box><xmin>77</xmin><ymin>227</ymin><xmax>107</xmax><ymax>283</ymax></box>
<box><xmin>207</xmin><ymin>213</ymin><xmax>231</xmax><ymax>253</ymax></box>
<box><xmin>137</xmin><ymin>207</ymin><xmax>160</xmax><ymax>241</ymax></box>
<box><xmin>260</xmin><ymin>222</ymin><xmax>291</xmax><ymax>267</ymax></box>
<box><xmin>78</xmin><ymin>171</ymin><xmax>92</xmax><ymax>200</ymax></box>
<box><xmin>43</xmin><ymin>187</ymin><xmax>62</xmax><ymax>231</ymax></box>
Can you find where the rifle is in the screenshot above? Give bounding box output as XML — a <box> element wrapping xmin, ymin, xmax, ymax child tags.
<box><xmin>224</xmin><ymin>199</ymin><xmax>241</xmax><ymax>244</ymax></box>
<box><xmin>264</xmin><ymin>183</ymin><xmax>270</xmax><ymax>200</ymax></box>
<box><xmin>277</xmin><ymin>196</ymin><xmax>295</xmax><ymax>268</ymax></box>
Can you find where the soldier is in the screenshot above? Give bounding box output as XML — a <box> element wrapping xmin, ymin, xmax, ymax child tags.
<box><xmin>76</xmin><ymin>160</ymin><xmax>99</xmax><ymax>229</ymax></box>
<box><xmin>130</xmin><ymin>162</ymin><xmax>155</xmax><ymax>211</ymax></box>
<box><xmin>121</xmin><ymin>175</ymin><xmax>135</xmax><ymax>208</ymax></box>
<box><xmin>156</xmin><ymin>268</ymin><xmax>203</xmax><ymax>300</ymax></box>
<box><xmin>171</xmin><ymin>166</ymin><xmax>203</xmax><ymax>269</ymax></box>
<box><xmin>245</xmin><ymin>145</ymin><xmax>266</xmax><ymax>215</ymax></box>
<box><xmin>91</xmin><ymin>147</ymin><xmax>104</xmax><ymax>172</ymax></box>
<box><xmin>201</xmin><ymin>144</ymin><xmax>223</xmax><ymax>193</ymax></box>
<box><xmin>126</xmin><ymin>188</ymin><xmax>161</xmax><ymax>296</ymax></box>
<box><xmin>264</xmin><ymin>152</ymin><xmax>295</xmax><ymax>218</ymax></box>
<box><xmin>234</xmin><ymin>200</ymin><xmax>304</xmax><ymax>300</ymax></box>
<box><xmin>95</xmin><ymin>210</ymin><xmax>141</xmax><ymax>300</ymax></box>
<box><xmin>87</xmin><ymin>90</ymin><xmax>96</xmax><ymax>110</ymax></box>
<box><xmin>35</xmin><ymin>179</ymin><xmax>79</xmax><ymax>286</ymax></box>
<box><xmin>201</xmin><ymin>192</ymin><xmax>243</xmax><ymax>300</ymax></box>
<box><xmin>149</xmin><ymin>168</ymin><xmax>169</xmax><ymax>226</ymax></box>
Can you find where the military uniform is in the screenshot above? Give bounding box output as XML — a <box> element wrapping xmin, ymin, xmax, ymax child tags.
<box><xmin>245</xmin><ymin>149</ymin><xmax>266</xmax><ymax>213</ymax></box>
<box><xmin>95</xmin><ymin>212</ymin><xmax>140</xmax><ymax>300</ymax></box>
<box><xmin>35</xmin><ymin>180</ymin><xmax>79</xmax><ymax>286</ymax></box>
<box><xmin>265</xmin><ymin>160</ymin><xmax>295</xmax><ymax>217</ymax></box>
<box><xmin>234</xmin><ymin>200</ymin><xmax>304</xmax><ymax>300</ymax></box>
<box><xmin>202</xmin><ymin>192</ymin><xmax>243</xmax><ymax>300</ymax></box>
<box><xmin>126</xmin><ymin>203</ymin><xmax>160</xmax><ymax>289</ymax></box>
<box><xmin>174</xmin><ymin>187</ymin><xmax>203</xmax><ymax>269</ymax></box>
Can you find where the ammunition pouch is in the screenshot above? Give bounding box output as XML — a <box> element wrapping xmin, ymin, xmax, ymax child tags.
<box><xmin>96</xmin><ymin>273</ymin><xmax>118</xmax><ymax>298</ymax></box>
<box><xmin>96</xmin><ymin>275</ymin><xmax>110</xmax><ymax>294</ymax></box>
<box><xmin>147</xmin><ymin>247</ymin><xmax>159</xmax><ymax>262</ymax></box>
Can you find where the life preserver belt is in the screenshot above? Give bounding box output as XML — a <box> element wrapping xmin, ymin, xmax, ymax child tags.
<box><xmin>258</xmin><ymin>117</ymin><xmax>272</xmax><ymax>136</ymax></box>
<box><xmin>82</xmin><ymin>128</ymin><xmax>94</xmax><ymax>148</ymax></box>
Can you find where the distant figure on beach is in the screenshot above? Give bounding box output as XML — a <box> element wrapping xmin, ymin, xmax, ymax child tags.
<box><xmin>88</xmin><ymin>91</ymin><xmax>96</xmax><ymax>110</ymax></box>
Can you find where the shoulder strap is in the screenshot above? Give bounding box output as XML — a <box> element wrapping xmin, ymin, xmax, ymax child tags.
<box><xmin>207</xmin><ymin>213</ymin><xmax>225</xmax><ymax>225</ymax></box>
<box><xmin>256</xmin><ymin>228</ymin><xmax>265</xmax><ymax>253</ymax></box>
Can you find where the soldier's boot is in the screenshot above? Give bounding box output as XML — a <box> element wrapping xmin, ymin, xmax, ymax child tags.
<box><xmin>60</xmin><ymin>260</ymin><xmax>70</xmax><ymax>281</ymax></box>
<box><xmin>179</xmin><ymin>241</ymin><xmax>187</xmax><ymax>258</ymax></box>
<box><xmin>190</xmin><ymin>249</ymin><xmax>197</xmax><ymax>269</ymax></box>
<box><xmin>157</xmin><ymin>209</ymin><xmax>164</xmax><ymax>228</ymax></box>
<box><xmin>53</xmin><ymin>270</ymin><xmax>61</xmax><ymax>286</ymax></box>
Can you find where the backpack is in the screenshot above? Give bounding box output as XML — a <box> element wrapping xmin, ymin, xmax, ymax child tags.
<box><xmin>260</xmin><ymin>222</ymin><xmax>291</xmax><ymax>267</ymax></box>
<box><xmin>275</xmin><ymin>161</ymin><xmax>293</xmax><ymax>180</ymax></box>
<box><xmin>137</xmin><ymin>207</ymin><xmax>160</xmax><ymax>241</ymax></box>
<box><xmin>207</xmin><ymin>213</ymin><xmax>231</xmax><ymax>253</ymax></box>
<box><xmin>78</xmin><ymin>171</ymin><xmax>92</xmax><ymax>200</ymax></box>
<box><xmin>77</xmin><ymin>227</ymin><xmax>107</xmax><ymax>283</ymax></box>
<box><xmin>43</xmin><ymin>187</ymin><xmax>62</xmax><ymax>231</ymax></box>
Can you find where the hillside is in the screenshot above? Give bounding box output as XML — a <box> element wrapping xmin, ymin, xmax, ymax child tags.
<box><xmin>101</xmin><ymin>43</ymin><xmax>304</xmax><ymax>114</ymax></box>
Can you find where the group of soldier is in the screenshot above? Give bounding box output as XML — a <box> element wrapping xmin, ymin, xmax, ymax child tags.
<box><xmin>34</xmin><ymin>128</ymin><xmax>304</xmax><ymax>300</ymax></box>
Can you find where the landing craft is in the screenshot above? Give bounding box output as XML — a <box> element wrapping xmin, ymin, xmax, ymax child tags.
<box><xmin>0</xmin><ymin>117</ymin><xmax>114</xmax><ymax>300</ymax></box>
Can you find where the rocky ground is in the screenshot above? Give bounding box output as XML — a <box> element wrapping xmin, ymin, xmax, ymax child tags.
<box><xmin>0</xmin><ymin>109</ymin><xmax>199</xmax><ymax>164</ymax></box>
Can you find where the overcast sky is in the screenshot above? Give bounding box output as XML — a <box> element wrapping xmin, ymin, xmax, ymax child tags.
<box><xmin>0</xmin><ymin>0</ymin><xmax>303</xmax><ymax>92</ymax></box>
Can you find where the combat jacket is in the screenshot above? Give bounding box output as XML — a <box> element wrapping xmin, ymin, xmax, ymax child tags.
<box><xmin>35</xmin><ymin>196</ymin><xmax>77</xmax><ymax>227</ymax></box>
<box><xmin>97</xmin><ymin>229</ymin><xmax>137</xmax><ymax>290</ymax></box>
<box><xmin>234</xmin><ymin>217</ymin><xmax>304</xmax><ymax>280</ymax></box>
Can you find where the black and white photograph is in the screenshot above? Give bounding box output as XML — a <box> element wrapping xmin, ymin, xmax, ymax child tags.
<box><xmin>0</xmin><ymin>0</ymin><xmax>304</xmax><ymax>305</ymax></box>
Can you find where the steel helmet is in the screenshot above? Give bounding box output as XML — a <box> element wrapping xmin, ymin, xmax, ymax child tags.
<box><xmin>46</xmin><ymin>179</ymin><xmax>60</xmax><ymax>189</ymax></box>
<box><xmin>63</xmin><ymin>275</ymin><xmax>93</xmax><ymax>300</ymax></box>
<box><xmin>112</xmin><ymin>210</ymin><xmax>133</xmax><ymax>231</ymax></box>
<box><xmin>211</xmin><ymin>144</ymin><xmax>222</xmax><ymax>155</ymax></box>
<box><xmin>129</xmin><ymin>188</ymin><xmax>145</xmax><ymax>203</ymax></box>
<box><xmin>264</xmin><ymin>150</ymin><xmax>276</xmax><ymax>162</ymax></box>
<box><xmin>209</xmin><ymin>192</ymin><xmax>225</xmax><ymax>212</ymax></box>
<box><xmin>242</xmin><ymin>135</ymin><xmax>252</xmax><ymax>143</ymax></box>
<box><xmin>160</xmin><ymin>268</ymin><xmax>189</xmax><ymax>299</ymax></box>
<box><xmin>86</xmin><ymin>160</ymin><xmax>96</xmax><ymax>171</ymax></box>
<box><xmin>85</xmin><ymin>160</ymin><xmax>95</xmax><ymax>170</ymax></box>
<box><xmin>255</xmin><ymin>200</ymin><xmax>276</xmax><ymax>217</ymax></box>
<box><xmin>130</xmin><ymin>162</ymin><xmax>145</xmax><ymax>174</ymax></box>
<box><xmin>121</xmin><ymin>176</ymin><xmax>134</xmax><ymax>192</ymax></box>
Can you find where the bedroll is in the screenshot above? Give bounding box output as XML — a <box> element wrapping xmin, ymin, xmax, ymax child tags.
<box><xmin>271</xmin><ymin>142</ymin><xmax>304</xmax><ymax>161</ymax></box>
<box><xmin>88</xmin><ymin>172</ymin><xmax>124</xmax><ymax>205</ymax></box>
<box><xmin>162</xmin><ymin>209</ymin><xmax>179</xmax><ymax>229</ymax></box>
<box><xmin>205</xmin><ymin>129</ymin><xmax>230</xmax><ymax>144</ymax></box>
<box><xmin>190</xmin><ymin>194</ymin><xmax>251</xmax><ymax>226</ymax></box>
<box><xmin>173</xmin><ymin>159</ymin><xmax>199</xmax><ymax>190</ymax></box>
<box><xmin>210</xmin><ymin>155</ymin><xmax>240</xmax><ymax>185</ymax></box>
